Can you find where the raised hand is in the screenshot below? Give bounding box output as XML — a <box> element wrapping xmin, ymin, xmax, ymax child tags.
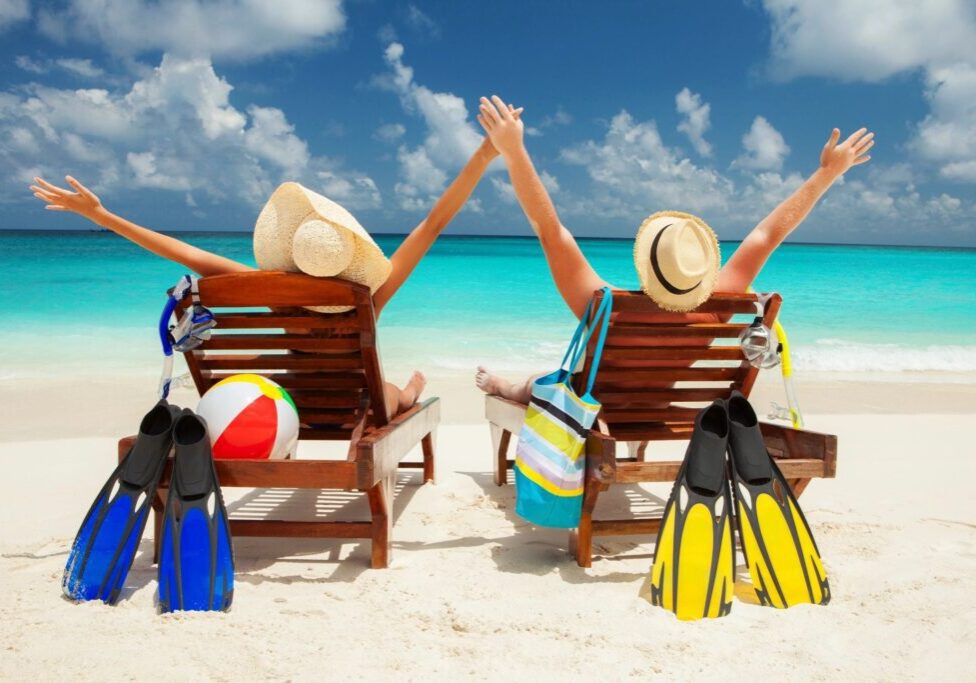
<box><xmin>478</xmin><ymin>95</ymin><xmax>525</xmax><ymax>159</ymax></box>
<box><xmin>30</xmin><ymin>176</ymin><xmax>104</xmax><ymax>219</ymax></box>
<box><xmin>820</xmin><ymin>127</ymin><xmax>873</xmax><ymax>178</ymax></box>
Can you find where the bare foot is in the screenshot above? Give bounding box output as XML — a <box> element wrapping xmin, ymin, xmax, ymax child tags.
<box><xmin>475</xmin><ymin>366</ymin><xmax>512</xmax><ymax>396</ymax></box>
<box><xmin>398</xmin><ymin>370</ymin><xmax>427</xmax><ymax>411</ymax></box>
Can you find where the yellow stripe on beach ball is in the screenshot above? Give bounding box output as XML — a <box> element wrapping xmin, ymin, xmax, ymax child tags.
<box><xmin>212</xmin><ymin>373</ymin><xmax>284</xmax><ymax>401</ymax></box>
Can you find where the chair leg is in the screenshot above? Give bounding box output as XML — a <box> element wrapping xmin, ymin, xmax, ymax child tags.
<box><xmin>571</xmin><ymin>479</ymin><xmax>603</xmax><ymax>568</ymax></box>
<box><xmin>789</xmin><ymin>477</ymin><xmax>811</xmax><ymax>498</ymax></box>
<box><xmin>491</xmin><ymin>425</ymin><xmax>512</xmax><ymax>486</ymax></box>
<box><xmin>366</xmin><ymin>480</ymin><xmax>392</xmax><ymax>568</ymax></box>
<box><xmin>421</xmin><ymin>431</ymin><xmax>436</xmax><ymax>484</ymax></box>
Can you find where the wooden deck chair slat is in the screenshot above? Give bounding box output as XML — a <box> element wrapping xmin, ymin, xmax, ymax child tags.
<box><xmin>605</xmin><ymin>323</ymin><xmax>750</xmax><ymax>340</ymax></box>
<box><xmin>298</xmin><ymin>427</ymin><xmax>356</xmax><ymax>441</ymax></box>
<box><xmin>594</xmin><ymin>367</ymin><xmax>745</xmax><ymax>383</ymax></box>
<box><xmin>288</xmin><ymin>391</ymin><xmax>366</xmax><ymax>408</ymax></box>
<box><xmin>600</xmin><ymin>347</ymin><xmax>748</xmax><ymax>363</ymax></box>
<box><xmin>200</xmin><ymin>334</ymin><xmax>362</xmax><ymax>352</ymax></box>
<box><xmin>195</xmin><ymin>353</ymin><xmax>366</xmax><ymax>371</ymax></box>
<box><xmin>594</xmin><ymin>387</ymin><xmax>735</xmax><ymax>404</ymax></box>
<box><xmin>200</xmin><ymin>370</ymin><xmax>368</xmax><ymax>387</ymax></box>
<box><xmin>195</xmin><ymin>272</ymin><xmax>360</xmax><ymax>307</ymax></box>
<box><xmin>131</xmin><ymin>272</ymin><xmax>439</xmax><ymax>569</ymax></box>
<box><xmin>485</xmin><ymin>288</ymin><xmax>836</xmax><ymax>568</ymax></box>
<box><xmin>214</xmin><ymin>313</ymin><xmax>361</xmax><ymax>330</ymax></box>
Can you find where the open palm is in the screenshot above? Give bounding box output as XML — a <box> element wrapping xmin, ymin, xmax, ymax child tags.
<box><xmin>820</xmin><ymin>128</ymin><xmax>874</xmax><ymax>177</ymax></box>
<box><xmin>30</xmin><ymin>176</ymin><xmax>103</xmax><ymax>218</ymax></box>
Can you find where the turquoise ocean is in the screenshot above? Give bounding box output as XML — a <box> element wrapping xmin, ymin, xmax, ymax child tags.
<box><xmin>1</xmin><ymin>231</ymin><xmax>974</xmax><ymax>380</ymax></box>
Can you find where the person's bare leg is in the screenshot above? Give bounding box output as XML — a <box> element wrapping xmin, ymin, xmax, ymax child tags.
<box><xmin>475</xmin><ymin>366</ymin><xmax>538</xmax><ymax>403</ymax></box>
<box><xmin>382</xmin><ymin>372</ymin><xmax>427</xmax><ymax>418</ymax></box>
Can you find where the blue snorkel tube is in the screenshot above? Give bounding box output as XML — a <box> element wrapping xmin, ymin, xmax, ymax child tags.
<box><xmin>157</xmin><ymin>275</ymin><xmax>215</xmax><ymax>399</ymax></box>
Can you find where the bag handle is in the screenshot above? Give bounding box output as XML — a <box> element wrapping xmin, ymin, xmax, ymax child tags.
<box><xmin>580</xmin><ymin>288</ymin><xmax>613</xmax><ymax>394</ymax></box>
<box><xmin>557</xmin><ymin>296</ymin><xmax>595</xmax><ymax>372</ymax></box>
<box><xmin>561</xmin><ymin>287</ymin><xmax>613</xmax><ymax>394</ymax></box>
<box><xmin>584</xmin><ymin>289</ymin><xmax>613</xmax><ymax>393</ymax></box>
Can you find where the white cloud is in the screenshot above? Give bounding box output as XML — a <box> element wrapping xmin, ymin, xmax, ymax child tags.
<box><xmin>759</xmin><ymin>0</ymin><xmax>976</xmax><ymax>184</ymax></box>
<box><xmin>0</xmin><ymin>0</ymin><xmax>29</xmax><ymax>31</ymax></box>
<box><xmin>56</xmin><ymin>58</ymin><xmax>105</xmax><ymax>79</ymax></box>
<box><xmin>494</xmin><ymin>171</ymin><xmax>558</xmax><ymax>204</ymax></box>
<box><xmin>555</xmin><ymin>110</ymin><xmax>975</xmax><ymax>241</ymax></box>
<box><xmin>0</xmin><ymin>54</ymin><xmax>380</xmax><ymax>210</ymax></box>
<box><xmin>675</xmin><ymin>87</ymin><xmax>712</xmax><ymax>157</ymax></box>
<box><xmin>914</xmin><ymin>62</ymin><xmax>976</xmax><ymax>182</ymax></box>
<box><xmin>14</xmin><ymin>55</ymin><xmax>45</xmax><ymax>74</ymax></box>
<box><xmin>735</xmin><ymin>116</ymin><xmax>790</xmax><ymax>172</ymax></box>
<box><xmin>541</xmin><ymin>107</ymin><xmax>572</xmax><ymax>128</ymax></box>
<box><xmin>378</xmin><ymin>42</ymin><xmax>484</xmax><ymax>210</ymax></box>
<box><xmin>243</xmin><ymin>105</ymin><xmax>311</xmax><ymax>176</ymax></box>
<box><xmin>394</xmin><ymin>146</ymin><xmax>455</xmax><ymax>212</ymax></box>
<box><xmin>560</xmin><ymin>110</ymin><xmax>735</xmax><ymax>219</ymax></box>
<box><xmin>491</xmin><ymin>177</ymin><xmax>516</xmax><ymax>204</ymax></box>
<box><xmin>762</xmin><ymin>0</ymin><xmax>976</xmax><ymax>82</ymax></box>
<box><xmin>38</xmin><ymin>0</ymin><xmax>346</xmax><ymax>61</ymax></box>
<box><xmin>374</xmin><ymin>122</ymin><xmax>406</xmax><ymax>143</ymax></box>
<box><xmin>405</xmin><ymin>4</ymin><xmax>439</xmax><ymax>38</ymax></box>
<box><xmin>16</xmin><ymin>55</ymin><xmax>107</xmax><ymax>79</ymax></box>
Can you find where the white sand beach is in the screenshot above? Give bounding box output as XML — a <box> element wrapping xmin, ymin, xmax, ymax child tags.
<box><xmin>1</xmin><ymin>372</ymin><xmax>975</xmax><ymax>681</ymax></box>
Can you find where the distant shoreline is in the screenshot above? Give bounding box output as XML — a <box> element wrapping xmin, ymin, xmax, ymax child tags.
<box><xmin>1</xmin><ymin>228</ymin><xmax>973</xmax><ymax>251</ymax></box>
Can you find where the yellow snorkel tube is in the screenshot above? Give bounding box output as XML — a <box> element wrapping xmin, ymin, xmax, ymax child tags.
<box><xmin>742</xmin><ymin>290</ymin><xmax>804</xmax><ymax>430</ymax></box>
<box><xmin>771</xmin><ymin>318</ymin><xmax>803</xmax><ymax>429</ymax></box>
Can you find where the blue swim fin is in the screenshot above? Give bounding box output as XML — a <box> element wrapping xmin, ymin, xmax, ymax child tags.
<box><xmin>63</xmin><ymin>400</ymin><xmax>178</xmax><ymax>604</ymax></box>
<box><xmin>157</xmin><ymin>410</ymin><xmax>234</xmax><ymax>612</ymax></box>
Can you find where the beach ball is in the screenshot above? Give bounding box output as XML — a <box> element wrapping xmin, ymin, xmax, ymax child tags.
<box><xmin>196</xmin><ymin>374</ymin><xmax>299</xmax><ymax>460</ymax></box>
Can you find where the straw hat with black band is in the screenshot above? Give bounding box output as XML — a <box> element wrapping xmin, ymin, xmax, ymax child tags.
<box><xmin>633</xmin><ymin>210</ymin><xmax>721</xmax><ymax>312</ymax></box>
<box><xmin>253</xmin><ymin>182</ymin><xmax>392</xmax><ymax>313</ymax></box>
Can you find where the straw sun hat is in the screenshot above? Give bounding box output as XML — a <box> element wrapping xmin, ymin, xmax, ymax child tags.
<box><xmin>253</xmin><ymin>182</ymin><xmax>392</xmax><ymax>313</ymax></box>
<box><xmin>633</xmin><ymin>211</ymin><xmax>721</xmax><ymax>312</ymax></box>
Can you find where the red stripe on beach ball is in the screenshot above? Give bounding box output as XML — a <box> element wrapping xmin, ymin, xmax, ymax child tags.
<box><xmin>212</xmin><ymin>394</ymin><xmax>278</xmax><ymax>460</ymax></box>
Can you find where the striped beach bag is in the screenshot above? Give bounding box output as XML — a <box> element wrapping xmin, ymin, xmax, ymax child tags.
<box><xmin>514</xmin><ymin>288</ymin><xmax>613</xmax><ymax>528</ymax></box>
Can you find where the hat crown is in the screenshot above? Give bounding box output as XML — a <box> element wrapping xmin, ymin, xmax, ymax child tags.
<box><xmin>633</xmin><ymin>211</ymin><xmax>721</xmax><ymax>312</ymax></box>
<box><xmin>657</xmin><ymin>219</ymin><xmax>711</xmax><ymax>288</ymax></box>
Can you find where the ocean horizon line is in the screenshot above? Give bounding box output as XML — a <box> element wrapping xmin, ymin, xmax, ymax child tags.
<box><xmin>1</xmin><ymin>227</ymin><xmax>974</xmax><ymax>252</ymax></box>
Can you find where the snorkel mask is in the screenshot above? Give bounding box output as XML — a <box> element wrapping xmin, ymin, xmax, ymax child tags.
<box><xmin>157</xmin><ymin>275</ymin><xmax>216</xmax><ymax>399</ymax></box>
<box><xmin>739</xmin><ymin>291</ymin><xmax>804</xmax><ymax>429</ymax></box>
<box><xmin>739</xmin><ymin>293</ymin><xmax>781</xmax><ymax>369</ymax></box>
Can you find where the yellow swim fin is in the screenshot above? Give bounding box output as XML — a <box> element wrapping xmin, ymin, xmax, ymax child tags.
<box><xmin>644</xmin><ymin>401</ymin><xmax>734</xmax><ymax>621</ymax></box>
<box><xmin>727</xmin><ymin>391</ymin><xmax>830</xmax><ymax>608</ymax></box>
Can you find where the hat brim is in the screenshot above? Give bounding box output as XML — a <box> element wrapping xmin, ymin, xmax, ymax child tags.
<box><xmin>633</xmin><ymin>210</ymin><xmax>720</xmax><ymax>312</ymax></box>
<box><xmin>254</xmin><ymin>182</ymin><xmax>392</xmax><ymax>294</ymax></box>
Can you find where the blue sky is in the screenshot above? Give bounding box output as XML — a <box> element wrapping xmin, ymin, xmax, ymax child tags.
<box><xmin>0</xmin><ymin>0</ymin><xmax>974</xmax><ymax>246</ymax></box>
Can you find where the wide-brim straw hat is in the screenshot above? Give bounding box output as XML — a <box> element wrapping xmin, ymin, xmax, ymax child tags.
<box><xmin>253</xmin><ymin>182</ymin><xmax>392</xmax><ymax>312</ymax></box>
<box><xmin>633</xmin><ymin>211</ymin><xmax>721</xmax><ymax>312</ymax></box>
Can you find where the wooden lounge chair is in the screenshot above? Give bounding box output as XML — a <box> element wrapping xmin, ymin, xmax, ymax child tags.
<box><xmin>485</xmin><ymin>289</ymin><xmax>837</xmax><ymax>567</ymax></box>
<box><xmin>117</xmin><ymin>272</ymin><xmax>439</xmax><ymax>569</ymax></box>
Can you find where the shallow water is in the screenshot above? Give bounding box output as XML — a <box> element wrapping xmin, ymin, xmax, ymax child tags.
<box><xmin>1</xmin><ymin>231</ymin><xmax>973</xmax><ymax>377</ymax></box>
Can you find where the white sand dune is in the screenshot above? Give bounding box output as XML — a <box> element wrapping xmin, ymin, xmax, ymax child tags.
<box><xmin>1</xmin><ymin>378</ymin><xmax>975</xmax><ymax>680</ymax></box>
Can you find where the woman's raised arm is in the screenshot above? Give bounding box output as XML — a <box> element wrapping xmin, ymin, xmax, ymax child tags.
<box><xmin>718</xmin><ymin>127</ymin><xmax>874</xmax><ymax>292</ymax></box>
<box><xmin>372</xmin><ymin>127</ymin><xmax>517</xmax><ymax>315</ymax></box>
<box><xmin>31</xmin><ymin>175</ymin><xmax>252</xmax><ymax>277</ymax></box>
<box><xmin>479</xmin><ymin>95</ymin><xmax>607</xmax><ymax>319</ymax></box>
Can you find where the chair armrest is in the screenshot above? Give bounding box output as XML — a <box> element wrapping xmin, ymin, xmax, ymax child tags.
<box><xmin>760</xmin><ymin>421</ymin><xmax>838</xmax><ymax>478</ymax></box>
<box><xmin>485</xmin><ymin>395</ymin><xmax>527</xmax><ymax>434</ymax></box>
<box><xmin>357</xmin><ymin>398</ymin><xmax>441</xmax><ymax>486</ymax></box>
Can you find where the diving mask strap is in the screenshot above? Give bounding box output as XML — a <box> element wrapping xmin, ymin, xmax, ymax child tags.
<box><xmin>158</xmin><ymin>275</ymin><xmax>215</xmax><ymax>399</ymax></box>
